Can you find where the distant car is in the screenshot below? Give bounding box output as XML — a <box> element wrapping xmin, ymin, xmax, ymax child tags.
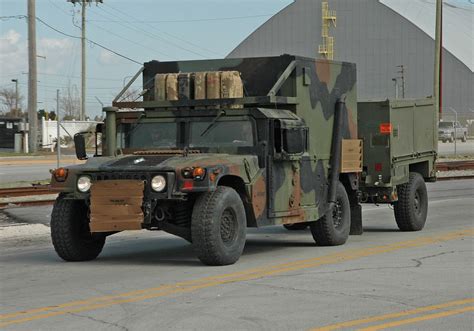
<box><xmin>438</xmin><ymin>121</ymin><xmax>468</xmax><ymax>143</ymax></box>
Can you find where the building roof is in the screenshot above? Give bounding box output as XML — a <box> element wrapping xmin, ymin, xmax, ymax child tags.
<box><xmin>379</xmin><ymin>0</ymin><xmax>473</xmax><ymax>72</ymax></box>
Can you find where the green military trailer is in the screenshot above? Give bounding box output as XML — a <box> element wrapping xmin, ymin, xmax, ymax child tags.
<box><xmin>358</xmin><ymin>99</ymin><xmax>437</xmax><ymax>230</ymax></box>
<box><xmin>49</xmin><ymin>55</ymin><xmax>436</xmax><ymax>266</ymax></box>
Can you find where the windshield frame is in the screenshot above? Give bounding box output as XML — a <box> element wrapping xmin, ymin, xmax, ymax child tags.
<box><xmin>116</xmin><ymin>114</ymin><xmax>258</xmax><ymax>155</ymax></box>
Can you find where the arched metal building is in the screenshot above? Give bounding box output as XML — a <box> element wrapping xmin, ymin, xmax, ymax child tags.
<box><xmin>228</xmin><ymin>0</ymin><xmax>473</xmax><ymax>115</ymax></box>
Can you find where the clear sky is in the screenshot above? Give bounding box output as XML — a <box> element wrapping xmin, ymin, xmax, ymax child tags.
<box><xmin>0</xmin><ymin>0</ymin><xmax>292</xmax><ymax>118</ymax></box>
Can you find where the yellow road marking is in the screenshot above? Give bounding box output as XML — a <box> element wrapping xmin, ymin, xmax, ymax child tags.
<box><xmin>359</xmin><ymin>306</ymin><xmax>474</xmax><ymax>331</ymax></box>
<box><xmin>312</xmin><ymin>298</ymin><xmax>474</xmax><ymax>331</ymax></box>
<box><xmin>0</xmin><ymin>228</ymin><xmax>472</xmax><ymax>327</ymax></box>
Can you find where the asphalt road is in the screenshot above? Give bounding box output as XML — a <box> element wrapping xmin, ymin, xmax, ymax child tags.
<box><xmin>0</xmin><ymin>157</ymin><xmax>83</xmax><ymax>185</ymax></box>
<box><xmin>0</xmin><ymin>180</ymin><xmax>473</xmax><ymax>330</ymax></box>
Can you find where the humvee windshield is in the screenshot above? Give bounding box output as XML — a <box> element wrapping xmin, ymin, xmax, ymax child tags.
<box><xmin>117</xmin><ymin>119</ymin><xmax>254</xmax><ymax>150</ymax></box>
<box><xmin>117</xmin><ymin>122</ymin><xmax>178</xmax><ymax>149</ymax></box>
<box><xmin>190</xmin><ymin>120</ymin><xmax>254</xmax><ymax>147</ymax></box>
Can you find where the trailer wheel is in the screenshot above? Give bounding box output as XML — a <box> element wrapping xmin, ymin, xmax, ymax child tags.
<box><xmin>310</xmin><ymin>182</ymin><xmax>350</xmax><ymax>246</ymax></box>
<box><xmin>283</xmin><ymin>223</ymin><xmax>309</xmax><ymax>231</ymax></box>
<box><xmin>191</xmin><ymin>186</ymin><xmax>246</xmax><ymax>266</ymax></box>
<box><xmin>51</xmin><ymin>194</ymin><xmax>105</xmax><ymax>261</ymax></box>
<box><xmin>394</xmin><ymin>172</ymin><xmax>428</xmax><ymax>231</ymax></box>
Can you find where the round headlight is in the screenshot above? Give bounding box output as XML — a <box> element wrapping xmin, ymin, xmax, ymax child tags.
<box><xmin>77</xmin><ymin>176</ymin><xmax>91</xmax><ymax>193</ymax></box>
<box><xmin>151</xmin><ymin>175</ymin><xmax>166</xmax><ymax>192</ymax></box>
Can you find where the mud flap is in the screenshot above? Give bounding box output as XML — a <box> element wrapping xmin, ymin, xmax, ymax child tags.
<box><xmin>350</xmin><ymin>203</ymin><xmax>363</xmax><ymax>235</ymax></box>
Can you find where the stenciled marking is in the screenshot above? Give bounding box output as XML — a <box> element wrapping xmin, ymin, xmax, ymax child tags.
<box><xmin>0</xmin><ymin>228</ymin><xmax>472</xmax><ymax>327</ymax></box>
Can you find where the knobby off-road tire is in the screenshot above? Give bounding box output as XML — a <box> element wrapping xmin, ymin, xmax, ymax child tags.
<box><xmin>283</xmin><ymin>223</ymin><xmax>309</xmax><ymax>230</ymax></box>
<box><xmin>51</xmin><ymin>194</ymin><xmax>105</xmax><ymax>261</ymax></box>
<box><xmin>191</xmin><ymin>186</ymin><xmax>246</xmax><ymax>266</ymax></box>
<box><xmin>393</xmin><ymin>172</ymin><xmax>428</xmax><ymax>231</ymax></box>
<box><xmin>310</xmin><ymin>182</ymin><xmax>351</xmax><ymax>246</ymax></box>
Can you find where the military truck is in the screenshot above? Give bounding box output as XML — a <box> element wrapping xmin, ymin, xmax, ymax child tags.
<box><xmin>49</xmin><ymin>55</ymin><xmax>437</xmax><ymax>266</ymax></box>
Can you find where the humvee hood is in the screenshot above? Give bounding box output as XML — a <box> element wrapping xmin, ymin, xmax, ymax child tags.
<box><xmin>93</xmin><ymin>153</ymin><xmax>256</xmax><ymax>172</ymax></box>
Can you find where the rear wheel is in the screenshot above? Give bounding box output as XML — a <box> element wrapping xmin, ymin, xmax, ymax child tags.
<box><xmin>283</xmin><ymin>223</ymin><xmax>309</xmax><ymax>231</ymax></box>
<box><xmin>394</xmin><ymin>172</ymin><xmax>428</xmax><ymax>231</ymax></box>
<box><xmin>449</xmin><ymin>134</ymin><xmax>454</xmax><ymax>143</ymax></box>
<box><xmin>461</xmin><ymin>133</ymin><xmax>467</xmax><ymax>142</ymax></box>
<box><xmin>51</xmin><ymin>194</ymin><xmax>105</xmax><ymax>261</ymax></box>
<box><xmin>310</xmin><ymin>182</ymin><xmax>350</xmax><ymax>246</ymax></box>
<box><xmin>191</xmin><ymin>186</ymin><xmax>246</xmax><ymax>266</ymax></box>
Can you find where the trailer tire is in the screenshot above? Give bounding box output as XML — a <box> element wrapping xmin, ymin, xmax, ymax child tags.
<box><xmin>51</xmin><ymin>194</ymin><xmax>105</xmax><ymax>261</ymax></box>
<box><xmin>283</xmin><ymin>223</ymin><xmax>309</xmax><ymax>231</ymax></box>
<box><xmin>394</xmin><ymin>172</ymin><xmax>428</xmax><ymax>231</ymax></box>
<box><xmin>192</xmin><ymin>186</ymin><xmax>246</xmax><ymax>266</ymax></box>
<box><xmin>310</xmin><ymin>182</ymin><xmax>350</xmax><ymax>246</ymax></box>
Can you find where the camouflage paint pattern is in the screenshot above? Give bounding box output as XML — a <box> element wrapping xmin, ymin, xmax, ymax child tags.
<box><xmin>52</xmin><ymin>55</ymin><xmax>358</xmax><ymax>230</ymax></box>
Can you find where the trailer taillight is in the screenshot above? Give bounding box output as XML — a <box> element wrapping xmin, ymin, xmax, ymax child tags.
<box><xmin>379</xmin><ymin>123</ymin><xmax>392</xmax><ymax>135</ymax></box>
<box><xmin>375</xmin><ymin>163</ymin><xmax>382</xmax><ymax>172</ymax></box>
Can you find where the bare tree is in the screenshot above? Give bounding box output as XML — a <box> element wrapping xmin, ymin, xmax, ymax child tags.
<box><xmin>59</xmin><ymin>81</ymin><xmax>80</xmax><ymax>120</ymax></box>
<box><xmin>0</xmin><ymin>87</ymin><xmax>24</xmax><ymax>117</ymax></box>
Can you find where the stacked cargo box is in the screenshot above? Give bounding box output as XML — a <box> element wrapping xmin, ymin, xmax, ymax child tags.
<box><xmin>154</xmin><ymin>71</ymin><xmax>243</xmax><ymax>109</ymax></box>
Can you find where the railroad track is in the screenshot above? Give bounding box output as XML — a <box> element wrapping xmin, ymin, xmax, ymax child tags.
<box><xmin>0</xmin><ymin>185</ymin><xmax>56</xmax><ymax>209</ymax></box>
<box><xmin>436</xmin><ymin>160</ymin><xmax>474</xmax><ymax>171</ymax></box>
<box><xmin>0</xmin><ymin>185</ymin><xmax>52</xmax><ymax>198</ymax></box>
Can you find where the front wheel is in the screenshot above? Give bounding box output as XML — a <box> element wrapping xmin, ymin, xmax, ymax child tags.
<box><xmin>310</xmin><ymin>182</ymin><xmax>351</xmax><ymax>246</ymax></box>
<box><xmin>191</xmin><ymin>187</ymin><xmax>246</xmax><ymax>266</ymax></box>
<box><xmin>393</xmin><ymin>172</ymin><xmax>428</xmax><ymax>231</ymax></box>
<box><xmin>51</xmin><ymin>194</ymin><xmax>105</xmax><ymax>261</ymax></box>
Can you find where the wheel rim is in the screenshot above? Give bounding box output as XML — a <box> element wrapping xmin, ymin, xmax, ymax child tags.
<box><xmin>220</xmin><ymin>208</ymin><xmax>237</xmax><ymax>246</ymax></box>
<box><xmin>332</xmin><ymin>200</ymin><xmax>343</xmax><ymax>229</ymax></box>
<box><xmin>414</xmin><ymin>189</ymin><xmax>423</xmax><ymax>217</ymax></box>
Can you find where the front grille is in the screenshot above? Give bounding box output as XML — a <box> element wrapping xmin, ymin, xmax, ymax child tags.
<box><xmin>91</xmin><ymin>172</ymin><xmax>150</xmax><ymax>182</ymax></box>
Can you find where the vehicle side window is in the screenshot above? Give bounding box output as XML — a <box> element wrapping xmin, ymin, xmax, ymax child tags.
<box><xmin>273</xmin><ymin>120</ymin><xmax>307</xmax><ymax>155</ymax></box>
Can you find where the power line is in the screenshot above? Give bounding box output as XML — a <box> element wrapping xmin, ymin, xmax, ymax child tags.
<box><xmin>97</xmin><ymin>5</ymin><xmax>209</xmax><ymax>58</ymax></box>
<box><xmin>0</xmin><ymin>15</ymin><xmax>142</xmax><ymax>65</ymax></box>
<box><xmin>35</xmin><ymin>16</ymin><xmax>143</xmax><ymax>65</ymax></box>
<box><xmin>102</xmin><ymin>3</ymin><xmax>222</xmax><ymax>57</ymax></box>
<box><xmin>87</xmin><ymin>14</ymin><xmax>273</xmax><ymax>23</ymax></box>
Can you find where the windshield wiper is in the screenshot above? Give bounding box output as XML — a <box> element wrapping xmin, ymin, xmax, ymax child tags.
<box><xmin>200</xmin><ymin>110</ymin><xmax>226</xmax><ymax>137</ymax></box>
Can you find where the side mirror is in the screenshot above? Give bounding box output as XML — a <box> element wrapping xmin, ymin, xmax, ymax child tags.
<box><xmin>74</xmin><ymin>133</ymin><xmax>88</xmax><ymax>160</ymax></box>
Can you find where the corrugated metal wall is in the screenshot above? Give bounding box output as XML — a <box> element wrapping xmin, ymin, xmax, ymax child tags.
<box><xmin>228</xmin><ymin>0</ymin><xmax>473</xmax><ymax>114</ymax></box>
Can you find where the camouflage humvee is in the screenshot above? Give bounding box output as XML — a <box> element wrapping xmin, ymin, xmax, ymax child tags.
<box><xmin>50</xmin><ymin>55</ymin><xmax>434</xmax><ymax>266</ymax></box>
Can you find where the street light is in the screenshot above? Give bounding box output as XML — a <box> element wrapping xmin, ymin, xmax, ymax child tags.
<box><xmin>449</xmin><ymin>107</ymin><xmax>458</xmax><ymax>156</ymax></box>
<box><xmin>11</xmin><ymin>79</ymin><xmax>18</xmax><ymax>116</ymax></box>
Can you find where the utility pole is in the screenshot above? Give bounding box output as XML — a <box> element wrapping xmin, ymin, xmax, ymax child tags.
<box><xmin>68</xmin><ymin>1</ymin><xmax>103</xmax><ymax>121</ymax></box>
<box><xmin>81</xmin><ymin>1</ymin><xmax>86</xmax><ymax>121</ymax></box>
<box><xmin>391</xmin><ymin>78</ymin><xmax>399</xmax><ymax>99</ymax></box>
<box><xmin>56</xmin><ymin>89</ymin><xmax>61</xmax><ymax>167</ymax></box>
<box><xmin>396</xmin><ymin>65</ymin><xmax>406</xmax><ymax>99</ymax></box>
<box><xmin>434</xmin><ymin>0</ymin><xmax>443</xmax><ymax>119</ymax></box>
<box><xmin>27</xmin><ymin>0</ymin><xmax>38</xmax><ymax>153</ymax></box>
